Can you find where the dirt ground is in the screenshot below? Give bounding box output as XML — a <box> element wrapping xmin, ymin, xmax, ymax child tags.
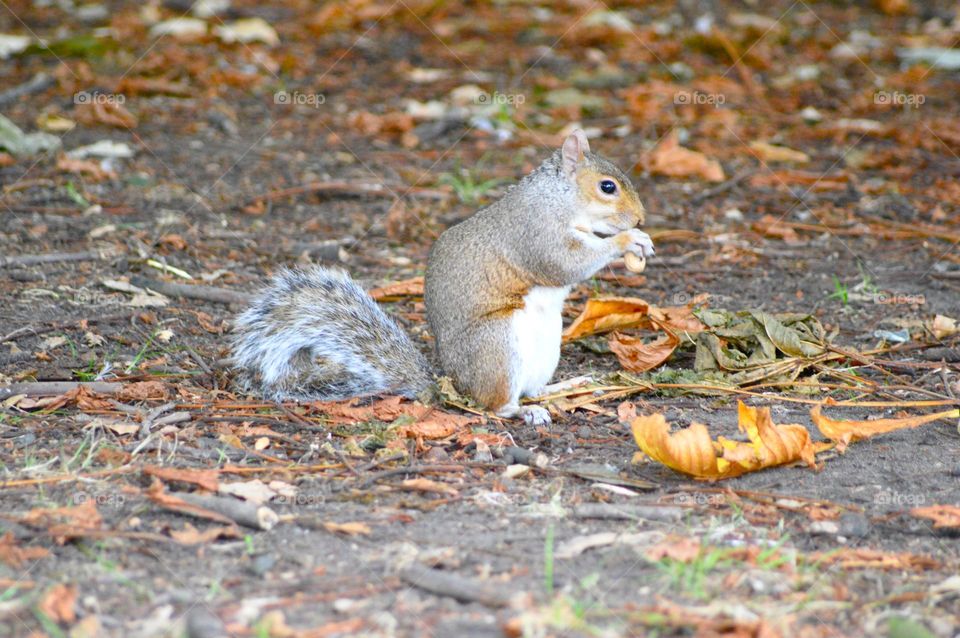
<box><xmin>2</xmin><ymin>1</ymin><xmax>960</xmax><ymax>637</ymax></box>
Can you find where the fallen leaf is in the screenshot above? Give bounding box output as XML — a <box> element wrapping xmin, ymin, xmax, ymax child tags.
<box><xmin>645</xmin><ymin>536</ymin><xmax>702</xmax><ymax>562</ymax></box>
<box><xmin>629</xmin><ymin>401</ymin><xmax>815</xmax><ymax>479</ymax></box>
<box><xmin>931</xmin><ymin>314</ymin><xmax>957</xmax><ymax>339</ymax></box>
<box><xmin>169</xmin><ymin>523</ymin><xmax>241</xmax><ymax>545</ymax></box>
<box><xmin>752</xmin><ymin>214</ymin><xmax>800</xmax><ymax>242</ymax></box>
<box><xmin>749</xmin><ymin>141</ymin><xmax>810</xmax><ymax>164</ymax></box>
<box><xmin>643</xmin><ymin>130</ymin><xmax>725</xmax><ymax>182</ymax></box>
<box><xmin>399</xmin><ymin>478</ymin><xmax>459</xmax><ymax>495</ymax></box>
<box><xmin>810</xmin><ymin>405</ymin><xmax>959</xmax><ymax>448</ymax></box>
<box><xmin>118</xmin><ymin>380</ymin><xmax>169</xmax><ymax>402</ymax></box>
<box><xmin>37</xmin><ymin>113</ymin><xmax>76</xmax><ymax>133</ymax></box>
<box><xmin>808</xmin><ymin>548</ymin><xmax>939</xmax><ymax>571</ymax></box>
<box><xmin>21</xmin><ymin>500</ymin><xmax>102</xmax><ymax>544</ymax></box>
<box><xmin>0</xmin><ymin>532</ymin><xmax>51</xmax><ymax>568</ymax></box>
<box><xmin>608</xmin><ymin>331</ymin><xmax>680</xmax><ymax>372</ymax></box>
<box><xmin>143</xmin><ymin>466</ymin><xmax>220</xmax><ymax>492</ymax></box>
<box><xmin>368</xmin><ymin>276</ymin><xmax>424</xmax><ymax>301</ymax></box>
<box><xmin>323</xmin><ymin>521</ymin><xmax>372</xmax><ymax>536</ymax></box>
<box><xmin>563</xmin><ymin>296</ymin><xmax>706</xmax><ymax>342</ymax></box>
<box><xmin>37</xmin><ymin>583</ymin><xmax>77</xmax><ymax>624</ymax></box>
<box><xmin>911</xmin><ymin>505</ymin><xmax>960</xmax><ymax>529</ymax></box>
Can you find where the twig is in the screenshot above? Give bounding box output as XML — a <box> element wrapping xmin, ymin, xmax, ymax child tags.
<box><xmin>0</xmin><ymin>72</ymin><xmax>55</xmax><ymax>108</ymax></box>
<box><xmin>572</xmin><ymin>503</ymin><xmax>683</xmax><ymax>522</ymax></box>
<box><xmin>130</xmin><ymin>275</ymin><xmax>253</xmax><ymax>305</ymax></box>
<box><xmin>244</xmin><ymin>181</ymin><xmax>447</xmax><ymax>206</ymax></box>
<box><xmin>172</xmin><ymin>492</ymin><xmax>279</xmax><ymax>530</ymax></box>
<box><xmin>0</xmin><ymin>249</ymin><xmax>117</xmax><ymax>268</ymax></box>
<box><xmin>399</xmin><ymin>563</ymin><xmax>511</xmax><ymax>608</ymax></box>
<box><xmin>0</xmin><ymin>381</ymin><xmax>122</xmax><ymax>399</ymax></box>
<box><xmin>690</xmin><ymin>170</ymin><xmax>755</xmax><ymax>204</ymax></box>
<box><xmin>0</xmin><ymin>311</ymin><xmax>136</xmax><ymax>343</ymax></box>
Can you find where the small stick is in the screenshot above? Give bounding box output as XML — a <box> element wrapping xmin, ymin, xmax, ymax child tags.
<box><xmin>0</xmin><ymin>72</ymin><xmax>55</xmax><ymax>108</ymax></box>
<box><xmin>173</xmin><ymin>492</ymin><xmax>279</xmax><ymax>530</ymax></box>
<box><xmin>0</xmin><ymin>250</ymin><xmax>116</xmax><ymax>268</ymax></box>
<box><xmin>399</xmin><ymin>563</ymin><xmax>512</xmax><ymax>608</ymax></box>
<box><xmin>0</xmin><ymin>311</ymin><xmax>136</xmax><ymax>343</ymax></box>
<box><xmin>0</xmin><ymin>381</ymin><xmax>122</xmax><ymax>399</ymax></box>
<box><xmin>130</xmin><ymin>275</ymin><xmax>253</xmax><ymax>305</ymax></box>
<box><xmin>572</xmin><ymin>503</ymin><xmax>683</xmax><ymax>522</ymax></box>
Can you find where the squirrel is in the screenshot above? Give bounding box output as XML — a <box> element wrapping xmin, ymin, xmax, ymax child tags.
<box><xmin>230</xmin><ymin>130</ymin><xmax>654</xmax><ymax>425</ymax></box>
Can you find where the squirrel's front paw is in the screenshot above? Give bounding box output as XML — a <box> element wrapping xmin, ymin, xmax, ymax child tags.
<box><xmin>620</xmin><ymin>228</ymin><xmax>655</xmax><ymax>258</ymax></box>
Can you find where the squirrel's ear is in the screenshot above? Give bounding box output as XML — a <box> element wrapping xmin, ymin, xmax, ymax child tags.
<box><xmin>561</xmin><ymin>129</ymin><xmax>589</xmax><ymax>178</ymax></box>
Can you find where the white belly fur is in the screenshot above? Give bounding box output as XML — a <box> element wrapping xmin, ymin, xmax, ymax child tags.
<box><xmin>511</xmin><ymin>285</ymin><xmax>570</xmax><ymax>398</ymax></box>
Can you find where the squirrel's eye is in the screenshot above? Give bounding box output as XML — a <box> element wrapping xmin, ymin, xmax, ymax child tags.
<box><xmin>599</xmin><ymin>179</ymin><xmax>617</xmax><ymax>195</ymax></box>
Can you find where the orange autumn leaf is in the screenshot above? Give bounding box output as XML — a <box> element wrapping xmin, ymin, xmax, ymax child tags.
<box><xmin>608</xmin><ymin>330</ymin><xmax>679</xmax><ymax>373</ymax></box>
<box><xmin>38</xmin><ymin>583</ymin><xmax>77</xmax><ymax>624</ymax></box>
<box><xmin>910</xmin><ymin>505</ymin><xmax>960</xmax><ymax>529</ymax></box>
<box><xmin>810</xmin><ymin>405</ymin><xmax>959</xmax><ymax>448</ymax></box>
<box><xmin>630</xmin><ymin>401</ymin><xmax>815</xmax><ymax>479</ymax></box>
<box><xmin>642</xmin><ymin>129</ymin><xmax>725</xmax><ymax>182</ymax></box>
<box><xmin>0</xmin><ymin>532</ymin><xmax>51</xmax><ymax>568</ymax></box>
<box><xmin>808</xmin><ymin>548</ymin><xmax>939</xmax><ymax>571</ymax></box>
<box><xmin>563</xmin><ymin>296</ymin><xmax>706</xmax><ymax>342</ymax></box>
<box><xmin>368</xmin><ymin>276</ymin><xmax>424</xmax><ymax>301</ymax></box>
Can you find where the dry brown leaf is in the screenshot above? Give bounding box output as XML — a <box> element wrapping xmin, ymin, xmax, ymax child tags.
<box><xmin>310</xmin><ymin>395</ymin><xmax>409</xmax><ymax>424</ymax></box>
<box><xmin>643</xmin><ymin>130</ymin><xmax>725</xmax><ymax>182</ymax></box>
<box><xmin>118</xmin><ymin>380</ymin><xmax>169</xmax><ymax>402</ymax></box>
<box><xmin>0</xmin><ymin>532</ymin><xmax>51</xmax><ymax>568</ymax></box>
<box><xmin>38</xmin><ymin>583</ymin><xmax>77</xmax><ymax>624</ymax></box>
<box><xmin>117</xmin><ymin>77</ymin><xmax>193</xmax><ymax>97</ymax></box>
<box><xmin>644</xmin><ymin>536</ymin><xmax>701</xmax><ymax>562</ymax></box>
<box><xmin>395</xmin><ymin>409</ymin><xmax>476</xmax><ymax>440</ymax></box>
<box><xmin>749</xmin><ymin>170</ymin><xmax>849</xmax><ymax>191</ymax></box>
<box><xmin>56</xmin><ymin>156</ymin><xmax>116</xmax><ymax>181</ymax></box>
<box><xmin>143</xmin><ymin>465</ymin><xmax>220</xmax><ymax>492</ymax></box>
<box><xmin>809</xmin><ymin>548</ymin><xmax>939</xmax><ymax>571</ymax></box>
<box><xmin>810</xmin><ymin>405</ymin><xmax>959</xmax><ymax>448</ymax></box>
<box><xmin>169</xmin><ymin>523</ymin><xmax>241</xmax><ymax>545</ymax></box>
<box><xmin>368</xmin><ymin>276</ymin><xmax>425</xmax><ymax>301</ymax></box>
<box><xmin>400</xmin><ymin>478</ymin><xmax>459</xmax><ymax>495</ymax></box>
<box><xmin>752</xmin><ymin>214</ymin><xmax>800</xmax><ymax>242</ymax></box>
<box><xmin>749</xmin><ymin>141</ymin><xmax>810</xmax><ymax>164</ymax></box>
<box><xmin>21</xmin><ymin>500</ymin><xmax>102</xmax><ymax>544</ymax></box>
<box><xmin>910</xmin><ymin>505</ymin><xmax>960</xmax><ymax>529</ymax></box>
<box><xmin>608</xmin><ymin>331</ymin><xmax>680</xmax><ymax>373</ymax></box>
<box><xmin>629</xmin><ymin>401</ymin><xmax>815</xmax><ymax>479</ymax></box>
<box><xmin>323</xmin><ymin>521</ymin><xmax>372</xmax><ymax>536</ymax></box>
<box><xmin>563</xmin><ymin>296</ymin><xmax>706</xmax><ymax>342</ymax></box>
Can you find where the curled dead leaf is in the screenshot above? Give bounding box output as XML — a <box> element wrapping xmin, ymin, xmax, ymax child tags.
<box><xmin>643</xmin><ymin>130</ymin><xmax>725</xmax><ymax>182</ymax></box>
<box><xmin>629</xmin><ymin>401</ymin><xmax>815</xmax><ymax>479</ymax></box>
<box><xmin>810</xmin><ymin>405</ymin><xmax>959</xmax><ymax>448</ymax></box>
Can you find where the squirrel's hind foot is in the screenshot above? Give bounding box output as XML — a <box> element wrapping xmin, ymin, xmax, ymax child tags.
<box><xmin>496</xmin><ymin>403</ymin><xmax>551</xmax><ymax>426</ymax></box>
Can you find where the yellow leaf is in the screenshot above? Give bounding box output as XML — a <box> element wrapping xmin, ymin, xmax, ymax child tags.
<box><xmin>630</xmin><ymin>401</ymin><xmax>815</xmax><ymax>479</ymax></box>
<box><xmin>563</xmin><ymin>296</ymin><xmax>705</xmax><ymax>342</ymax></box>
<box><xmin>810</xmin><ymin>405</ymin><xmax>959</xmax><ymax>445</ymax></box>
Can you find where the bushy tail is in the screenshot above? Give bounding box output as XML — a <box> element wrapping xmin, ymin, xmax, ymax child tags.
<box><xmin>230</xmin><ymin>267</ymin><xmax>432</xmax><ymax>402</ymax></box>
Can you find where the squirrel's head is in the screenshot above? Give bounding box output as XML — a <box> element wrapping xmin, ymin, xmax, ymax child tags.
<box><xmin>561</xmin><ymin>129</ymin><xmax>646</xmax><ymax>234</ymax></box>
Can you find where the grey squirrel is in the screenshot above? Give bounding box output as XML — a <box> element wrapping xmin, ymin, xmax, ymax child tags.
<box><xmin>231</xmin><ymin>130</ymin><xmax>654</xmax><ymax>425</ymax></box>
